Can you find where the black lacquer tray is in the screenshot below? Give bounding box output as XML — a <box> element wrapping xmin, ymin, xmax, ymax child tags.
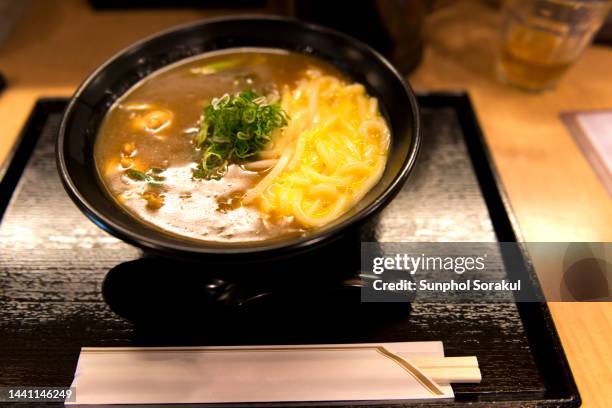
<box><xmin>0</xmin><ymin>94</ymin><xmax>579</xmax><ymax>407</ymax></box>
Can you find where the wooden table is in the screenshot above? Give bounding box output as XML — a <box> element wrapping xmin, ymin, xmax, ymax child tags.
<box><xmin>0</xmin><ymin>1</ymin><xmax>610</xmax><ymax>407</ymax></box>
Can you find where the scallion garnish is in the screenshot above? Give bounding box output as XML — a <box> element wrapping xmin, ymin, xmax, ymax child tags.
<box><xmin>193</xmin><ymin>89</ymin><xmax>288</xmax><ymax>180</ymax></box>
<box><xmin>127</xmin><ymin>169</ymin><xmax>165</xmax><ymax>185</ymax></box>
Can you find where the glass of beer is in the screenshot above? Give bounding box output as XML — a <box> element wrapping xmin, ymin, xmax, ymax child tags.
<box><xmin>498</xmin><ymin>0</ymin><xmax>611</xmax><ymax>91</ymax></box>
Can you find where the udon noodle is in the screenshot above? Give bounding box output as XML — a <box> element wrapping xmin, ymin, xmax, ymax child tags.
<box><xmin>244</xmin><ymin>69</ymin><xmax>390</xmax><ymax>227</ymax></box>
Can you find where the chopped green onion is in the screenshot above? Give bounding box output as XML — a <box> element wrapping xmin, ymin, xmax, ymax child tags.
<box><xmin>189</xmin><ymin>59</ymin><xmax>242</xmax><ymax>75</ymax></box>
<box><xmin>127</xmin><ymin>169</ymin><xmax>165</xmax><ymax>185</ymax></box>
<box><xmin>193</xmin><ymin>89</ymin><xmax>289</xmax><ymax>180</ymax></box>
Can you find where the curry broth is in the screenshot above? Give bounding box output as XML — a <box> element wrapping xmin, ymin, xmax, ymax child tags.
<box><xmin>95</xmin><ymin>49</ymin><xmax>343</xmax><ymax>242</ymax></box>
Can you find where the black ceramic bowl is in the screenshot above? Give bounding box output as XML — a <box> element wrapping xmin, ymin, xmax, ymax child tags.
<box><xmin>56</xmin><ymin>16</ymin><xmax>420</xmax><ymax>262</ymax></box>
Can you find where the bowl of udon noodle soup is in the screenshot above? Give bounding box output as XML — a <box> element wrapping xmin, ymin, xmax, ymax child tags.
<box><xmin>57</xmin><ymin>16</ymin><xmax>420</xmax><ymax>261</ymax></box>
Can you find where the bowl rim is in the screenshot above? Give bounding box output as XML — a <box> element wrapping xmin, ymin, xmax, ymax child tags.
<box><xmin>56</xmin><ymin>14</ymin><xmax>421</xmax><ymax>257</ymax></box>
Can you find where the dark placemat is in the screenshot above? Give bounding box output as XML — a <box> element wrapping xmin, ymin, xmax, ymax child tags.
<box><xmin>0</xmin><ymin>96</ymin><xmax>578</xmax><ymax>407</ymax></box>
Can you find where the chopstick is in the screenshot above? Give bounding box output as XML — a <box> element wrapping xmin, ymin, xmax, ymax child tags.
<box><xmin>397</xmin><ymin>355</ymin><xmax>482</xmax><ymax>384</ymax></box>
<box><xmin>418</xmin><ymin>367</ymin><xmax>481</xmax><ymax>383</ymax></box>
<box><xmin>408</xmin><ymin>356</ymin><xmax>478</xmax><ymax>368</ymax></box>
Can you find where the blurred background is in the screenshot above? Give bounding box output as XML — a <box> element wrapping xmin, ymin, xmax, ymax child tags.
<box><xmin>1</xmin><ymin>0</ymin><xmax>611</xmax><ymax>87</ymax></box>
<box><xmin>8</xmin><ymin>0</ymin><xmax>430</xmax><ymax>73</ymax></box>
